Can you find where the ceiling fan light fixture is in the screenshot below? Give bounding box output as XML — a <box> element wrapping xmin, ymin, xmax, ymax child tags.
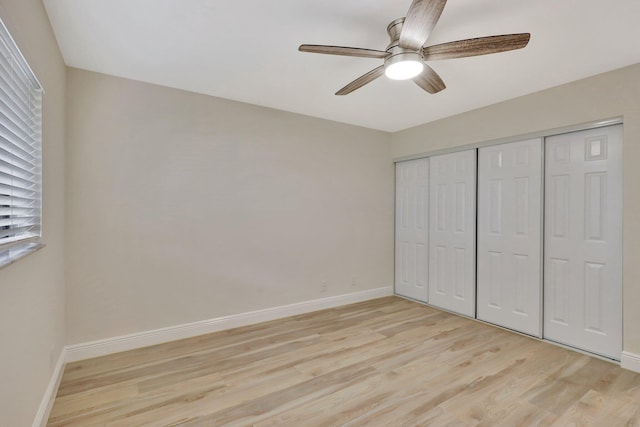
<box><xmin>299</xmin><ymin>1</ymin><xmax>531</xmax><ymax>95</ymax></box>
<box><xmin>384</xmin><ymin>52</ymin><xmax>424</xmax><ymax>80</ymax></box>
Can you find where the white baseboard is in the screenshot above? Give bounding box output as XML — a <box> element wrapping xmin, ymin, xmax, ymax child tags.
<box><xmin>65</xmin><ymin>287</ymin><xmax>393</xmax><ymax>363</ymax></box>
<box><xmin>32</xmin><ymin>348</ymin><xmax>66</xmax><ymax>427</ymax></box>
<box><xmin>621</xmin><ymin>351</ymin><xmax>640</xmax><ymax>373</ymax></box>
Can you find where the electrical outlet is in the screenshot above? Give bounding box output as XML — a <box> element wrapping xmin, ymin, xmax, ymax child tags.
<box><xmin>321</xmin><ymin>280</ymin><xmax>328</xmax><ymax>293</ymax></box>
<box><xmin>351</xmin><ymin>276</ymin><xmax>358</xmax><ymax>287</ymax></box>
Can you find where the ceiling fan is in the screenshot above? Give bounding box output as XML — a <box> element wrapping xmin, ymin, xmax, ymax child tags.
<box><xmin>298</xmin><ymin>0</ymin><xmax>530</xmax><ymax>95</ymax></box>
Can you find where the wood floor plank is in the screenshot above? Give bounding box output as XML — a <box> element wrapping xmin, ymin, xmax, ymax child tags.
<box><xmin>550</xmin><ymin>389</ymin><xmax>639</xmax><ymax>426</ymax></box>
<box><xmin>48</xmin><ymin>297</ymin><xmax>640</xmax><ymax>426</ymax></box>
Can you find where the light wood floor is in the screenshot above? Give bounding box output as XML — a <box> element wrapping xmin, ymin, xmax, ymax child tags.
<box><xmin>48</xmin><ymin>297</ymin><xmax>640</xmax><ymax>426</ymax></box>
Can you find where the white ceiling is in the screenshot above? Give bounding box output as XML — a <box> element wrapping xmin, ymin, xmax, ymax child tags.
<box><xmin>43</xmin><ymin>0</ymin><xmax>640</xmax><ymax>132</ymax></box>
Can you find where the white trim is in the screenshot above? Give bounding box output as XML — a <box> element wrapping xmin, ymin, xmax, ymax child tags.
<box><xmin>393</xmin><ymin>116</ymin><xmax>623</xmax><ymax>163</ymax></box>
<box><xmin>65</xmin><ymin>287</ymin><xmax>393</xmax><ymax>363</ymax></box>
<box><xmin>621</xmin><ymin>351</ymin><xmax>640</xmax><ymax>373</ymax></box>
<box><xmin>0</xmin><ymin>243</ymin><xmax>45</xmax><ymax>270</ymax></box>
<box><xmin>32</xmin><ymin>348</ymin><xmax>66</xmax><ymax>427</ymax></box>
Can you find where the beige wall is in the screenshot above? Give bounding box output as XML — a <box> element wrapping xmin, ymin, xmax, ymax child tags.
<box><xmin>392</xmin><ymin>63</ymin><xmax>640</xmax><ymax>354</ymax></box>
<box><xmin>65</xmin><ymin>68</ymin><xmax>394</xmax><ymax>344</ymax></box>
<box><xmin>0</xmin><ymin>1</ymin><xmax>66</xmax><ymax>426</ymax></box>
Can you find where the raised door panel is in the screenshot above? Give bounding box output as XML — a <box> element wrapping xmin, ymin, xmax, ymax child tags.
<box><xmin>544</xmin><ymin>124</ymin><xmax>622</xmax><ymax>360</ymax></box>
<box><xmin>477</xmin><ymin>139</ymin><xmax>543</xmax><ymax>336</ymax></box>
<box><xmin>395</xmin><ymin>158</ymin><xmax>429</xmax><ymax>302</ymax></box>
<box><xmin>428</xmin><ymin>150</ymin><xmax>476</xmax><ymax>317</ymax></box>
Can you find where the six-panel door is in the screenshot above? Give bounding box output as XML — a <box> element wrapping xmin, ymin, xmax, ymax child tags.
<box><xmin>394</xmin><ymin>125</ymin><xmax>622</xmax><ymax>360</ymax></box>
<box><xmin>477</xmin><ymin>139</ymin><xmax>543</xmax><ymax>336</ymax></box>
<box><xmin>395</xmin><ymin>158</ymin><xmax>429</xmax><ymax>302</ymax></box>
<box><xmin>544</xmin><ymin>125</ymin><xmax>623</xmax><ymax>359</ymax></box>
<box><xmin>428</xmin><ymin>150</ymin><xmax>477</xmax><ymax>317</ymax></box>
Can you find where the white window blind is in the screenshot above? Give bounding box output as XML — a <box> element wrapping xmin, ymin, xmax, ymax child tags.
<box><xmin>0</xmin><ymin>18</ymin><xmax>43</xmax><ymax>263</ymax></box>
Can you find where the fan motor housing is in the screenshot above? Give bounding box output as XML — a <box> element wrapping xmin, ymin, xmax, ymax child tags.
<box><xmin>384</xmin><ymin>17</ymin><xmax>424</xmax><ymax>79</ymax></box>
<box><xmin>386</xmin><ymin>17</ymin><xmax>405</xmax><ymax>46</ymax></box>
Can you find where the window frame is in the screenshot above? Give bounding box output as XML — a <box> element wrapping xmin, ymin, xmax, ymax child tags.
<box><xmin>0</xmin><ymin>17</ymin><xmax>44</xmax><ymax>269</ymax></box>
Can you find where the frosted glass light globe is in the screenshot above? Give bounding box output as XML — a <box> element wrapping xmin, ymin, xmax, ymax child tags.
<box><xmin>384</xmin><ymin>51</ymin><xmax>424</xmax><ymax>80</ymax></box>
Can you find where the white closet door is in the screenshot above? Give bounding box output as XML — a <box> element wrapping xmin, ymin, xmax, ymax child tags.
<box><xmin>428</xmin><ymin>150</ymin><xmax>476</xmax><ymax>316</ymax></box>
<box><xmin>477</xmin><ymin>139</ymin><xmax>543</xmax><ymax>336</ymax></box>
<box><xmin>395</xmin><ymin>158</ymin><xmax>429</xmax><ymax>302</ymax></box>
<box><xmin>544</xmin><ymin>124</ymin><xmax>623</xmax><ymax>359</ymax></box>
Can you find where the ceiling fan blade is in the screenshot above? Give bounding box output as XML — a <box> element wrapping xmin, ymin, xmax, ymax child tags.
<box><xmin>335</xmin><ymin>65</ymin><xmax>385</xmax><ymax>95</ymax></box>
<box><xmin>399</xmin><ymin>0</ymin><xmax>447</xmax><ymax>50</ymax></box>
<box><xmin>299</xmin><ymin>45</ymin><xmax>390</xmax><ymax>59</ymax></box>
<box><xmin>413</xmin><ymin>64</ymin><xmax>446</xmax><ymax>94</ymax></box>
<box><xmin>423</xmin><ymin>33</ymin><xmax>531</xmax><ymax>61</ymax></box>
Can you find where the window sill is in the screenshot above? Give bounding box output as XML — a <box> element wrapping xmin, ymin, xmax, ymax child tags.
<box><xmin>0</xmin><ymin>242</ymin><xmax>45</xmax><ymax>270</ymax></box>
